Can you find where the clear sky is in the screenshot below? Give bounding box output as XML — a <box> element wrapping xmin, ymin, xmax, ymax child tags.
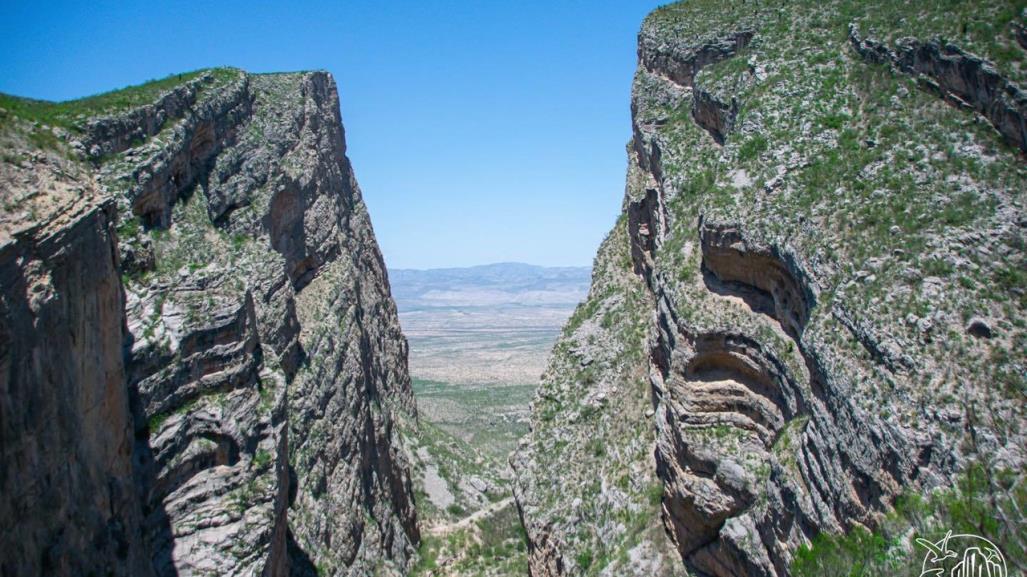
<box><xmin>0</xmin><ymin>1</ymin><xmax>667</xmax><ymax>269</ymax></box>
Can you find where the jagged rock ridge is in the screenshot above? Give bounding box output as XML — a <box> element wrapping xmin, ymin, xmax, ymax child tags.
<box><xmin>0</xmin><ymin>68</ymin><xmax>418</xmax><ymax>577</ymax></box>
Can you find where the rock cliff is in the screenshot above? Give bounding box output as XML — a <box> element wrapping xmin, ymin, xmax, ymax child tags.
<box><xmin>515</xmin><ymin>1</ymin><xmax>1025</xmax><ymax>576</ymax></box>
<box><xmin>1</xmin><ymin>68</ymin><xmax>417</xmax><ymax>577</ymax></box>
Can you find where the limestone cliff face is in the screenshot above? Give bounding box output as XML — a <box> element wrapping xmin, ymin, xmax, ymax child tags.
<box><xmin>0</xmin><ymin>174</ymin><xmax>152</xmax><ymax>576</ymax></box>
<box><xmin>0</xmin><ymin>68</ymin><xmax>417</xmax><ymax>577</ymax></box>
<box><xmin>516</xmin><ymin>1</ymin><xmax>1025</xmax><ymax>576</ymax></box>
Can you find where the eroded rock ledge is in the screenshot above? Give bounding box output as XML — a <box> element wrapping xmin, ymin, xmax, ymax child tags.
<box><xmin>849</xmin><ymin>23</ymin><xmax>1027</xmax><ymax>154</ymax></box>
<box><xmin>640</xmin><ymin>29</ymin><xmax>754</xmax><ymax>88</ymax></box>
<box><xmin>79</xmin><ymin>73</ymin><xmax>218</xmax><ymax>160</ymax></box>
<box><xmin>639</xmin><ymin>28</ymin><xmax>753</xmax><ymax>145</ymax></box>
<box><xmin>648</xmin><ymin>221</ymin><xmax>923</xmax><ymax>577</ymax></box>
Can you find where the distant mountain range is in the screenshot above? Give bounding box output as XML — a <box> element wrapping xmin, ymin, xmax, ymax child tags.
<box><xmin>388</xmin><ymin>262</ymin><xmax>591</xmax><ymax>310</ymax></box>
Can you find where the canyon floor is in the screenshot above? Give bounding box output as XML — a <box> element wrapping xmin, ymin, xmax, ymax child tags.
<box><xmin>389</xmin><ymin>264</ymin><xmax>589</xmax><ymax>576</ymax></box>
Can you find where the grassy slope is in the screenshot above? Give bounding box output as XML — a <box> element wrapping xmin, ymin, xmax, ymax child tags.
<box><xmin>0</xmin><ymin>68</ymin><xmax>242</xmax><ymax>170</ymax></box>
<box><xmin>516</xmin><ymin>215</ymin><xmax>686</xmax><ymax>576</ymax></box>
<box><xmin>0</xmin><ymin>69</ymin><xmax>238</xmax><ymax>130</ymax></box>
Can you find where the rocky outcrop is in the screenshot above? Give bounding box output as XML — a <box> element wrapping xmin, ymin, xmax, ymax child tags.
<box><xmin>0</xmin><ymin>182</ymin><xmax>152</xmax><ymax>575</ymax></box>
<box><xmin>518</xmin><ymin>2</ymin><xmax>1026</xmax><ymax>577</ymax></box>
<box><xmin>698</xmin><ymin>223</ymin><xmax>814</xmax><ymax>340</ymax></box>
<box><xmin>1015</xmin><ymin>18</ymin><xmax>1027</xmax><ymax>52</ymax></box>
<box><xmin>639</xmin><ymin>29</ymin><xmax>753</xmax><ymax>89</ymax></box>
<box><xmin>126</xmin><ymin>271</ymin><xmax>288</xmax><ymax>577</ymax></box>
<box><xmin>692</xmin><ymin>89</ymin><xmax>739</xmax><ymax>145</ymax></box>
<box><xmin>639</xmin><ymin>26</ymin><xmax>752</xmax><ymax>145</ymax></box>
<box><xmin>79</xmin><ymin>74</ymin><xmax>217</xmax><ymax>160</ymax></box>
<box><xmin>849</xmin><ymin>24</ymin><xmax>1027</xmax><ymax>154</ymax></box>
<box><xmin>101</xmin><ymin>71</ymin><xmax>253</xmax><ymax>229</ymax></box>
<box><xmin>649</xmin><ymin>221</ymin><xmax>924</xmax><ymax>577</ymax></box>
<box><xmin>1</xmin><ymin>67</ymin><xmax>417</xmax><ymax>577</ymax></box>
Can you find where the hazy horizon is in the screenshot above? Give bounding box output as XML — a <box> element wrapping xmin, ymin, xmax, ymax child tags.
<box><xmin>388</xmin><ymin>261</ymin><xmax>591</xmax><ymax>272</ymax></box>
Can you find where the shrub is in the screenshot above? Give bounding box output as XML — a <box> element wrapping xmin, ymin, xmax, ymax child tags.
<box><xmin>576</xmin><ymin>548</ymin><xmax>593</xmax><ymax>571</ymax></box>
<box><xmin>792</xmin><ymin>465</ymin><xmax>1026</xmax><ymax>577</ymax></box>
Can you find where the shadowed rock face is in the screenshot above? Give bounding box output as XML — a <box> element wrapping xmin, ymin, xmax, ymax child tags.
<box><xmin>0</xmin><ymin>196</ymin><xmax>153</xmax><ymax>577</ymax></box>
<box><xmin>699</xmin><ymin>223</ymin><xmax>813</xmax><ymax>340</ymax></box>
<box><xmin>1</xmin><ymin>68</ymin><xmax>417</xmax><ymax>577</ymax></box>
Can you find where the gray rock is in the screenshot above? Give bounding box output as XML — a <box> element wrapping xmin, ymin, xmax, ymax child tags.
<box><xmin>468</xmin><ymin>476</ymin><xmax>490</xmax><ymax>494</ymax></box>
<box><xmin>1</xmin><ymin>68</ymin><xmax>417</xmax><ymax>577</ymax></box>
<box><xmin>516</xmin><ymin>6</ymin><xmax>1025</xmax><ymax>577</ymax></box>
<box><xmin>850</xmin><ymin>23</ymin><xmax>1027</xmax><ymax>153</ymax></box>
<box><xmin>0</xmin><ymin>196</ymin><xmax>153</xmax><ymax>577</ymax></box>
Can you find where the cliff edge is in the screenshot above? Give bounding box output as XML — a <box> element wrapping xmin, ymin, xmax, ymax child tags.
<box><xmin>0</xmin><ymin>68</ymin><xmax>418</xmax><ymax>577</ymax></box>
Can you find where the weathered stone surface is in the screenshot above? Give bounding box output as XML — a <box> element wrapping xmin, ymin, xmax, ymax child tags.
<box><xmin>1</xmin><ymin>67</ymin><xmax>417</xmax><ymax>577</ymax></box>
<box><xmin>648</xmin><ymin>221</ymin><xmax>926</xmax><ymax>577</ymax></box>
<box><xmin>0</xmin><ymin>183</ymin><xmax>152</xmax><ymax>576</ymax></box>
<box><xmin>849</xmin><ymin>24</ymin><xmax>1027</xmax><ymax>154</ymax></box>
<box><xmin>639</xmin><ymin>28</ymin><xmax>753</xmax><ymax>89</ymax></box>
<box><xmin>517</xmin><ymin>2</ymin><xmax>1026</xmax><ymax>577</ymax></box>
<box><xmin>99</xmin><ymin>72</ymin><xmax>253</xmax><ymax>229</ymax></box>
<box><xmin>114</xmin><ymin>70</ymin><xmax>418</xmax><ymax>577</ymax></box>
<box><xmin>80</xmin><ymin>74</ymin><xmax>214</xmax><ymax>160</ymax></box>
<box><xmin>639</xmin><ymin>27</ymin><xmax>752</xmax><ymax>145</ymax></box>
<box><xmin>692</xmin><ymin>88</ymin><xmax>739</xmax><ymax>145</ymax></box>
<box><xmin>513</xmin><ymin>216</ymin><xmax>687</xmax><ymax>577</ymax></box>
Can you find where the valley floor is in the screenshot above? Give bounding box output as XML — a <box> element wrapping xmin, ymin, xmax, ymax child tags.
<box><xmin>395</xmin><ymin>291</ymin><xmax>580</xmax><ymax>576</ymax></box>
<box><xmin>404</xmin><ymin>379</ymin><xmax>532</xmax><ymax>577</ymax></box>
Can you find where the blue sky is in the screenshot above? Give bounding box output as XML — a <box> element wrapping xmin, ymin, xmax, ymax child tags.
<box><xmin>0</xmin><ymin>1</ymin><xmax>666</xmax><ymax>269</ymax></box>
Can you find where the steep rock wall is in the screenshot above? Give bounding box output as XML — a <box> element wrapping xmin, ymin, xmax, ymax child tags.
<box><xmin>1</xmin><ymin>68</ymin><xmax>417</xmax><ymax>577</ymax></box>
<box><xmin>516</xmin><ymin>2</ymin><xmax>1026</xmax><ymax>576</ymax></box>
<box><xmin>0</xmin><ymin>149</ymin><xmax>152</xmax><ymax>576</ymax></box>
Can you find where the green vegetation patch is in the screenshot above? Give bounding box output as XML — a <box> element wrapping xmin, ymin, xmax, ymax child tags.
<box><xmin>410</xmin><ymin>501</ymin><xmax>529</xmax><ymax>577</ymax></box>
<box><xmin>0</xmin><ymin>71</ymin><xmax>203</xmax><ymax>130</ymax></box>
<box><xmin>0</xmin><ymin>68</ymin><xmax>241</xmax><ymax>132</ymax></box>
<box><xmin>412</xmin><ymin>378</ymin><xmax>534</xmax><ymax>460</ymax></box>
<box><xmin>792</xmin><ymin>465</ymin><xmax>1026</xmax><ymax>577</ymax></box>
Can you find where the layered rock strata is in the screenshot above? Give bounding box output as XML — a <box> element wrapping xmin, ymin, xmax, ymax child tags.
<box><xmin>516</xmin><ymin>2</ymin><xmax>1026</xmax><ymax>576</ymax></box>
<box><xmin>1</xmin><ymin>68</ymin><xmax>417</xmax><ymax>577</ymax></box>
